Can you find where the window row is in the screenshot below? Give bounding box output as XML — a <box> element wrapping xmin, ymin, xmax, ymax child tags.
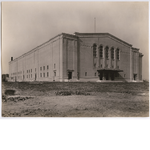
<box><xmin>40</xmin><ymin>65</ymin><xmax>49</xmax><ymax>71</ymax></box>
<box><xmin>27</xmin><ymin>69</ymin><xmax>32</xmax><ymax>73</ymax></box>
<box><xmin>40</xmin><ymin>72</ymin><xmax>49</xmax><ymax>78</ymax></box>
<box><xmin>93</xmin><ymin>44</ymin><xmax>120</xmax><ymax>60</ymax></box>
<box><xmin>26</xmin><ymin>72</ymin><xmax>50</xmax><ymax>78</ymax></box>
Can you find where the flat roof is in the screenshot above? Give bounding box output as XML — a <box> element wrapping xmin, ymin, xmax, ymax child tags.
<box><xmin>10</xmin><ymin>32</ymin><xmax>141</xmax><ymax>63</ymax></box>
<box><xmin>9</xmin><ymin>32</ymin><xmax>78</xmax><ymax>63</ymax></box>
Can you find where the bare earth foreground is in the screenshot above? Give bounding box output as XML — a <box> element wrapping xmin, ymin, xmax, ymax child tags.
<box><xmin>2</xmin><ymin>81</ymin><xmax>149</xmax><ymax>117</ymax></box>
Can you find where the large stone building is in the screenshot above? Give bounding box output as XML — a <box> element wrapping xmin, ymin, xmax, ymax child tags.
<box><xmin>9</xmin><ymin>32</ymin><xmax>143</xmax><ymax>82</ymax></box>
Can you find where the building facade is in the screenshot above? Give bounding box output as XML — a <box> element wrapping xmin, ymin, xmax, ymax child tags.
<box><xmin>9</xmin><ymin>32</ymin><xmax>143</xmax><ymax>82</ymax></box>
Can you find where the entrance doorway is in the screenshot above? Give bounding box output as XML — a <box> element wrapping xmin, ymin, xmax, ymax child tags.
<box><xmin>98</xmin><ymin>72</ymin><xmax>103</xmax><ymax>80</ymax></box>
<box><xmin>53</xmin><ymin>71</ymin><xmax>56</xmax><ymax>81</ymax></box>
<box><xmin>106</xmin><ymin>72</ymin><xmax>109</xmax><ymax>80</ymax></box>
<box><xmin>68</xmin><ymin>72</ymin><xmax>72</xmax><ymax>80</ymax></box>
<box><xmin>134</xmin><ymin>74</ymin><xmax>137</xmax><ymax>80</ymax></box>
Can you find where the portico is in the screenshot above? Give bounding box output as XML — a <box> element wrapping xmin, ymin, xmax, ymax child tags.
<box><xmin>97</xmin><ymin>69</ymin><xmax>123</xmax><ymax>81</ymax></box>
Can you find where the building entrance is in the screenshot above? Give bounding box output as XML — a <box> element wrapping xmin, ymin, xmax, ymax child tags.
<box><xmin>68</xmin><ymin>72</ymin><xmax>72</xmax><ymax>80</ymax></box>
<box><xmin>134</xmin><ymin>74</ymin><xmax>137</xmax><ymax>80</ymax></box>
<box><xmin>53</xmin><ymin>71</ymin><xmax>56</xmax><ymax>81</ymax></box>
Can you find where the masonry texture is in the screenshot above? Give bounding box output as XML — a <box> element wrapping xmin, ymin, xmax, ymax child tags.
<box><xmin>9</xmin><ymin>32</ymin><xmax>143</xmax><ymax>82</ymax></box>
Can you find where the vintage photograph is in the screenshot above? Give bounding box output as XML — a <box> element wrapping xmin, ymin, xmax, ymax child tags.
<box><xmin>1</xmin><ymin>1</ymin><xmax>149</xmax><ymax>117</ymax></box>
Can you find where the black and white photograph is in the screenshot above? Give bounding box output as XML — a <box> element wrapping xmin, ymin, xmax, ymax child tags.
<box><xmin>1</xmin><ymin>1</ymin><xmax>149</xmax><ymax>117</ymax></box>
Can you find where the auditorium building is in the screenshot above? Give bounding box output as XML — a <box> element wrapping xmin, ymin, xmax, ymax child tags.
<box><xmin>9</xmin><ymin>32</ymin><xmax>143</xmax><ymax>82</ymax></box>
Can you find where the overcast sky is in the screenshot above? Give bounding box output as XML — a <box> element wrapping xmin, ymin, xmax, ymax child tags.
<box><xmin>1</xmin><ymin>1</ymin><xmax>149</xmax><ymax>80</ymax></box>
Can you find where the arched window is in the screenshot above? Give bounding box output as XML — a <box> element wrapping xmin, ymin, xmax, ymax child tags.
<box><xmin>105</xmin><ymin>46</ymin><xmax>109</xmax><ymax>59</ymax></box>
<box><xmin>99</xmin><ymin>45</ymin><xmax>103</xmax><ymax>58</ymax></box>
<box><xmin>117</xmin><ymin>48</ymin><xmax>119</xmax><ymax>60</ymax></box>
<box><xmin>111</xmin><ymin>47</ymin><xmax>114</xmax><ymax>59</ymax></box>
<box><xmin>93</xmin><ymin>43</ymin><xmax>97</xmax><ymax>57</ymax></box>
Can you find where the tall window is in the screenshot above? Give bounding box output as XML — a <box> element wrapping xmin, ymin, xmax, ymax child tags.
<box><xmin>105</xmin><ymin>46</ymin><xmax>109</xmax><ymax>59</ymax></box>
<box><xmin>47</xmin><ymin>72</ymin><xmax>49</xmax><ymax>77</ymax></box>
<box><xmin>117</xmin><ymin>48</ymin><xmax>120</xmax><ymax>60</ymax></box>
<box><xmin>93</xmin><ymin>43</ymin><xmax>97</xmax><ymax>57</ymax></box>
<box><xmin>47</xmin><ymin>65</ymin><xmax>49</xmax><ymax>70</ymax></box>
<box><xmin>43</xmin><ymin>73</ymin><xmax>45</xmax><ymax>77</ymax></box>
<box><xmin>43</xmin><ymin>66</ymin><xmax>45</xmax><ymax>70</ymax></box>
<box><xmin>111</xmin><ymin>47</ymin><xmax>114</xmax><ymax>59</ymax></box>
<box><xmin>99</xmin><ymin>45</ymin><xmax>103</xmax><ymax>58</ymax></box>
<box><xmin>40</xmin><ymin>73</ymin><xmax>42</xmax><ymax>77</ymax></box>
<box><xmin>40</xmin><ymin>67</ymin><xmax>42</xmax><ymax>71</ymax></box>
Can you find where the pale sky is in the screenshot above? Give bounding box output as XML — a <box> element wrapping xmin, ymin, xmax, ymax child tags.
<box><xmin>1</xmin><ymin>1</ymin><xmax>149</xmax><ymax>80</ymax></box>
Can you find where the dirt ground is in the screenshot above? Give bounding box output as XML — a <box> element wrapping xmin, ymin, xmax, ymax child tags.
<box><xmin>2</xmin><ymin>81</ymin><xmax>149</xmax><ymax>117</ymax></box>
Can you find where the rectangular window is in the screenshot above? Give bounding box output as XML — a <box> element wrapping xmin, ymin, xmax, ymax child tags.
<box><xmin>31</xmin><ymin>74</ymin><xmax>32</xmax><ymax>78</ymax></box>
<box><xmin>99</xmin><ymin>46</ymin><xmax>103</xmax><ymax>58</ymax></box>
<box><xmin>29</xmin><ymin>74</ymin><xmax>30</xmax><ymax>78</ymax></box>
<box><xmin>117</xmin><ymin>49</ymin><xmax>120</xmax><ymax>60</ymax></box>
<box><xmin>40</xmin><ymin>67</ymin><xmax>42</xmax><ymax>71</ymax></box>
<box><xmin>43</xmin><ymin>73</ymin><xmax>45</xmax><ymax>77</ymax></box>
<box><xmin>47</xmin><ymin>72</ymin><xmax>49</xmax><ymax>77</ymax></box>
<box><xmin>31</xmin><ymin>69</ymin><xmax>32</xmax><ymax>73</ymax></box>
<box><xmin>111</xmin><ymin>48</ymin><xmax>114</xmax><ymax>59</ymax></box>
<box><xmin>43</xmin><ymin>66</ymin><xmax>45</xmax><ymax>70</ymax></box>
<box><xmin>27</xmin><ymin>70</ymin><xmax>28</xmax><ymax>73</ymax></box>
<box><xmin>40</xmin><ymin>73</ymin><xmax>42</xmax><ymax>77</ymax></box>
<box><xmin>105</xmin><ymin>47</ymin><xmax>109</xmax><ymax>59</ymax></box>
<box><xmin>85</xmin><ymin>72</ymin><xmax>87</xmax><ymax>76</ymax></box>
<box><xmin>47</xmin><ymin>65</ymin><xmax>49</xmax><ymax>70</ymax></box>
